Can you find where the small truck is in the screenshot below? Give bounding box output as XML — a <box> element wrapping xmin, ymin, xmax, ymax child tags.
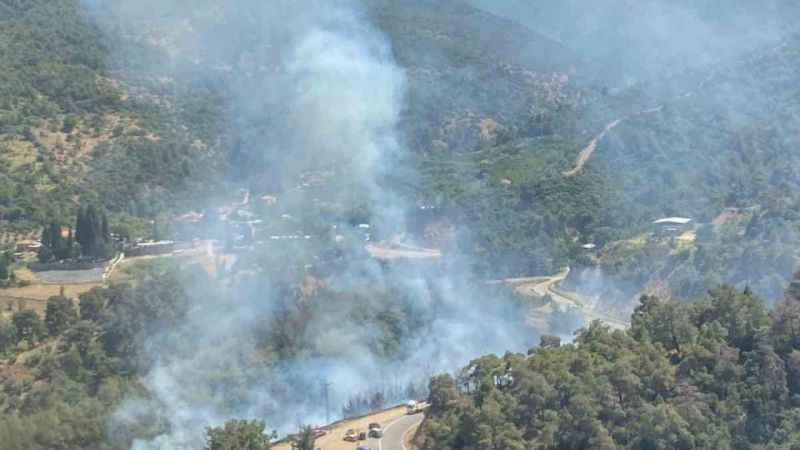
<box><xmin>406</xmin><ymin>400</ymin><xmax>424</xmax><ymax>414</ymax></box>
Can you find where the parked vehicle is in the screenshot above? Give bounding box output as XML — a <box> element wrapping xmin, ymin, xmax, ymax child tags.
<box><xmin>407</xmin><ymin>400</ymin><xmax>424</xmax><ymax>414</ymax></box>
<box><xmin>344</xmin><ymin>429</ymin><xmax>359</xmax><ymax>442</ymax></box>
<box><xmin>368</xmin><ymin>422</ymin><xmax>383</xmax><ymax>438</ymax></box>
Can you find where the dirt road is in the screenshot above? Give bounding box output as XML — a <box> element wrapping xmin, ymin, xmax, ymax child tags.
<box><xmin>507</xmin><ymin>268</ymin><xmax>629</xmax><ymax>330</ymax></box>
<box><xmin>365</xmin><ymin>244</ymin><xmax>441</xmax><ymax>261</ymax></box>
<box><xmin>561</xmin><ymin>43</ymin><xmax>756</xmax><ymax>178</ymax></box>
<box><xmin>563</xmin><ymin>119</ymin><xmax>622</xmax><ymax>177</ymax></box>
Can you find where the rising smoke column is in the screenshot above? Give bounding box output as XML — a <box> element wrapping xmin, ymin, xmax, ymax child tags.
<box><xmin>92</xmin><ymin>1</ymin><xmax>542</xmax><ymax>448</ymax></box>
<box><xmin>102</xmin><ymin>1</ymin><xmax>411</xmax><ymax>448</ymax></box>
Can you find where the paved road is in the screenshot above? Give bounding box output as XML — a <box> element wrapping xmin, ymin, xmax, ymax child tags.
<box><xmin>368</xmin><ymin>413</ymin><xmax>424</xmax><ymax>450</ymax></box>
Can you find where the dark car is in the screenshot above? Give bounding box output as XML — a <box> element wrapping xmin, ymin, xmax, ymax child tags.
<box><xmin>368</xmin><ymin>422</ymin><xmax>383</xmax><ymax>438</ymax></box>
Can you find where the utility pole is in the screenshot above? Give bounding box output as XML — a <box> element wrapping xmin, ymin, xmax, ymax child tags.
<box><xmin>322</xmin><ymin>380</ymin><xmax>333</xmax><ymax>424</ymax></box>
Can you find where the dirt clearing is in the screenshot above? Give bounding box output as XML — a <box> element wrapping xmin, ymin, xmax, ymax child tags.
<box><xmin>0</xmin><ymin>283</ymin><xmax>101</xmax><ymax>318</ymax></box>
<box><xmin>366</xmin><ymin>244</ymin><xmax>441</xmax><ymax>261</ymax></box>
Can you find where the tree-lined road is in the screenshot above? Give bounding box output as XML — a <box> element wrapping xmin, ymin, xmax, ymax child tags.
<box><xmin>368</xmin><ymin>413</ymin><xmax>424</xmax><ymax>450</ymax></box>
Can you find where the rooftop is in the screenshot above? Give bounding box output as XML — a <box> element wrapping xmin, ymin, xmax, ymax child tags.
<box><xmin>653</xmin><ymin>217</ymin><xmax>692</xmax><ymax>225</ymax></box>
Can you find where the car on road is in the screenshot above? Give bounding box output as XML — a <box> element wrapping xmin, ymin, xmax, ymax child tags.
<box><xmin>357</xmin><ymin>446</ymin><xmax>372</xmax><ymax>450</ymax></box>
<box><xmin>343</xmin><ymin>429</ymin><xmax>359</xmax><ymax>442</ymax></box>
<box><xmin>368</xmin><ymin>422</ymin><xmax>383</xmax><ymax>438</ymax></box>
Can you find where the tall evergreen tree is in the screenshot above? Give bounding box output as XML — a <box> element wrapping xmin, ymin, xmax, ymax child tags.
<box><xmin>101</xmin><ymin>213</ymin><xmax>110</xmax><ymax>244</ymax></box>
<box><xmin>75</xmin><ymin>205</ymin><xmax>89</xmax><ymax>256</ymax></box>
<box><xmin>38</xmin><ymin>222</ymin><xmax>64</xmax><ymax>263</ymax></box>
<box><xmin>75</xmin><ymin>204</ymin><xmax>112</xmax><ymax>259</ymax></box>
<box><xmin>0</xmin><ymin>253</ymin><xmax>9</xmax><ymax>282</ymax></box>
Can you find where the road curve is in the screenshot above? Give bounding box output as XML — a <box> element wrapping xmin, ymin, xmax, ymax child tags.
<box><xmin>369</xmin><ymin>413</ymin><xmax>424</xmax><ymax>450</ymax></box>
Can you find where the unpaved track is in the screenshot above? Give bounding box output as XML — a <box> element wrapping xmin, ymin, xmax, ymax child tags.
<box><xmin>560</xmin><ymin>39</ymin><xmax>781</xmax><ymax>178</ymax></box>
<box><xmin>509</xmin><ymin>268</ymin><xmax>629</xmax><ymax>330</ymax></box>
<box><xmin>563</xmin><ymin>119</ymin><xmax>622</xmax><ymax>177</ymax></box>
<box><xmin>366</xmin><ymin>244</ymin><xmax>441</xmax><ymax>261</ymax></box>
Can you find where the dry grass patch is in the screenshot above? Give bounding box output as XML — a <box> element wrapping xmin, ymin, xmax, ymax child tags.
<box><xmin>0</xmin><ymin>283</ymin><xmax>101</xmax><ymax>318</ymax></box>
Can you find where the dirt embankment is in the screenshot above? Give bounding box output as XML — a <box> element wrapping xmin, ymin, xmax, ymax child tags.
<box><xmin>366</xmin><ymin>244</ymin><xmax>442</xmax><ymax>261</ymax></box>
<box><xmin>563</xmin><ymin>119</ymin><xmax>622</xmax><ymax>177</ymax></box>
<box><xmin>504</xmin><ymin>268</ymin><xmax>629</xmax><ymax>331</ymax></box>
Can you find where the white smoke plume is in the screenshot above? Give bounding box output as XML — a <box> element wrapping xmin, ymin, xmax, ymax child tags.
<box><xmin>82</xmin><ymin>1</ymin><xmax>540</xmax><ymax>449</ymax></box>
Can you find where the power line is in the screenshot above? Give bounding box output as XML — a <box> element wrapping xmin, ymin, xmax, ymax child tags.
<box><xmin>321</xmin><ymin>380</ymin><xmax>333</xmax><ymax>424</ymax></box>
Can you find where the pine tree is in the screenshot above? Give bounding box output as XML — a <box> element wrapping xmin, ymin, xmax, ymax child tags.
<box><xmin>291</xmin><ymin>426</ymin><xmax>316</xmax><ymax>450</ymax></box>
<box><xmin>45</xmin><ymin>295</ymin><xmax>77</xmax><ymax>336</ymax></box>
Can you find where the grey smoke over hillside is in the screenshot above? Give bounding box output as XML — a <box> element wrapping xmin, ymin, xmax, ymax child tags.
<box><xmin>468</xmin><ymin>0</ymin><xmax>797</xmax><ymax>86</ymax></box>
<box><xmin>83</xmin><ymin>1</ymin><xmax>543</xmax><ymax>448</ymax></box>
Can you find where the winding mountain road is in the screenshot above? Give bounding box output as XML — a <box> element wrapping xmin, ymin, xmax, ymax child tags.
<box><xmin>368</xmin><ymin>413</ymin><xmax>424</xmax><ymax>450</ymax></box>
<box><xmin>273</xmin><ymin>406</ymin><xmax>424</xmax><ymax>450</ymax></box>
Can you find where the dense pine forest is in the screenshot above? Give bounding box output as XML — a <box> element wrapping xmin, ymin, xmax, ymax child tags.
<box><xmin>420</xmin><ymin>277</ymin><xmax>800</xmax><ymax>449</ymax></box>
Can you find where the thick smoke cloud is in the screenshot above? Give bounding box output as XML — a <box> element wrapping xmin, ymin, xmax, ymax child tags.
<box><xmin>82</xmin><ymin>1</ymin><xmax>541</xmax><ymax>448</ymax></box>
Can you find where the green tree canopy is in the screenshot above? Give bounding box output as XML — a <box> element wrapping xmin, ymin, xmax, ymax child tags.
<box><xmin>205</xmin><ymin>419</ymin><xmax>273</xmax><ymax>450</ymax></box>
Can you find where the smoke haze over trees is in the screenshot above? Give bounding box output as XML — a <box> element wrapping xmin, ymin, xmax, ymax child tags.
<box><xmin>1</xmin><ymin>0</ymin><xmax>800</xmax><ymax>449</ymax></box>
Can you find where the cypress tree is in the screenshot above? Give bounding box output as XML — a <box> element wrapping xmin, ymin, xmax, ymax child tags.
<box><xmin>65</xmin><ymin>228</ymin><xmax>74</xmax><ymax>259</ymax></box>
<box><xmin>0</xmin><ymin>253</ymin><xmax>9</xmax><ymax>281</ymax></box>
<box><xmin>75</xmin><ymin>203</ymin><xmax>113</xmax><ymax>259</ymax></box>
<box><xmin>38</xmin><ymin>223</ymin><xmax>54</xmax><ymax>263</ymax></box>
<box><xmin>40</xmin><ymin>224</ymin><xmax>51</xmax><ymax>249</ymax></box>
<box><xmin>82</xmin><ymin>205</ymin><xmax>99</xmax><ymax>258</ymax></box>
<box><xmin>49</xmin><ymin>222</ymin><xmax>63</xmax><ymax>260</ymax></box>
<box><xmin>75</xmin><ymin>206</ymin><xmax>87</xmax><ymax>256</ymax></box>
<box><xmin>101</xmin><ymin>212</ymin><xmax>110</xmax><ymax>244</ymax></box>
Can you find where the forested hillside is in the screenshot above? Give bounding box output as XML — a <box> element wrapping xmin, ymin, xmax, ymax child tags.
<box><xmin>0</xmin><ymin>0</ymin><xmax>226</xmax><ymax>236</ymax></box>
<box><xmin>419</xmin><ymin>277</ymin><xmax>800</xmax><ymax>449</ymax></box>
<box><xmin>468</xmin><ymin>0</ymin><xmax>800</xmax><ymax>84</ymax></box>
<box><xmin>2</xmin><ymin>0</ymin><xmax>800</xmax><ymax>449</ymax></box>
<box><xmin>565</xmin><ymin>34</ymin><xmax>800</xmax><ymax>304</ymax></box>
<box><xmin>410</xmin><ymin>6</ymin><xmax>800</xmax><ymax>301</ymax></box>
